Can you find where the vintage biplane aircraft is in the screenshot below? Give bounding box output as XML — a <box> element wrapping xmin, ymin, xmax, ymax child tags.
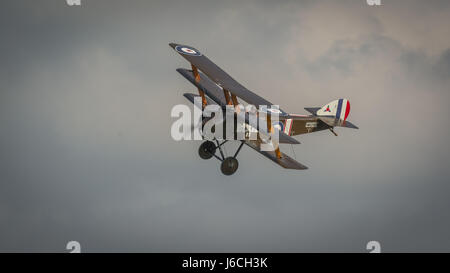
<box><xmin>170</xmin><ymin>43</ymin><xmax>358</xmax><ymax>175</ymax></box>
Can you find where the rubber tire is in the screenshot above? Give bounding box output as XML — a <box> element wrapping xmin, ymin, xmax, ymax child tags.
<box><xmin>198</xmin><ymin>141</ymin><xmax>216</xmax><ymax>160</ymax></box>
<box><xmin>220</xmin><ymin>157</ymin><xmax>239</xmax><ymax>175</ymax></box>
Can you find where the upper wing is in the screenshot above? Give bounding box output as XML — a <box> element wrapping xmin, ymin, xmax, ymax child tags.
<box><xmin>177</xmin><ymin>68</ymin><xmax>227</xmax><ymax>107</ymax></box>
<box><xmin>177</xmin><ymin>68</ymin><xmax>300</xmax><ymax>144</ymax></box>
<box><xmin>169</xmin><ymin>43</ymin><xmax>288</xmax><ymax>115</ymax></box>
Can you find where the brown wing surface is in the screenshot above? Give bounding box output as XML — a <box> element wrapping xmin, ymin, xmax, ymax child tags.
<box><xmin>244</xmin><ymin>140</ymin><xmax>308</xmax><ymax>170</ymax></box>
<box><xmin>169</xmin><ymin>43</ymin><xmax>288</xmax><ymax>115</ymax></box>
<box><xmin>177</xmin><ymin>68</ymin><xmax>300</xmax><ymax>144</ymax></box>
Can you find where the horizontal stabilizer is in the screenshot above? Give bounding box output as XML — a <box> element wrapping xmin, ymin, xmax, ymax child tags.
<box><xmin>304</xmin><ymin>107</ymin><xmax>320</xmax><ymax>115</ymax></box>
<box><xmin>318</xmin><ymin>116</ymin><xmax>359</xmax><ymax>129</ymax></box>
<box><xmin>339</xmin><ymin>120</ymin><xmax>359</xmax><ymax>129</ymax></box>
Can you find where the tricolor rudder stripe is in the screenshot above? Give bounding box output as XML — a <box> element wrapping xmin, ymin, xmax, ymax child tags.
<box><xmin>284</xmin><ymin>119</ymin><xmax>293</xmax><ymax>136</ymax></box>
<box><xmin>343</xmin><ymin>100</ymin><xmax>350</xmax><ymax>121</ymax></box>
<box><xmin>336</xmin><ymin>99</ymin><xmax>350</xmax><ymax>121</ymax></box>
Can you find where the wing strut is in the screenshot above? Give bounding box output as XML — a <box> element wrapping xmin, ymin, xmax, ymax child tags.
<box><xmin>231</xmin><ymin>94</ymin><xmax>241</xmax><ymax>113</ymax></box>
<box><xmin>191</xmin><ymin>65</ymin><xmax>207</xmax><ymax>108</ymax></box>
<box><xmin>223</xmin><ymin>89</ymin><xmax>233</xmax><ymax>105</ymax></box>
<box><xmin>266</xmin><ymin>115</ymin><xmax>282</xmax><ymax>159</ymax></box>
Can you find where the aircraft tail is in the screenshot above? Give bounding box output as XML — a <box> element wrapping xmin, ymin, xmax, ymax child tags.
<box><xmin>304</xmin><ymin>99</ymin><xmax>358</xmax><ymax>129</ymax></box>
<box><xmin>317</xmin><ymin>99</ymin><xmax>350</xmax><ymax>120</ymax></box>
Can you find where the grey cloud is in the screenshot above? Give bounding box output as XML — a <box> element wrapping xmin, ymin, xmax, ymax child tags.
<box><xmin>433</xmin><ymin>49</ymin><xmax>450</xmax><ymax>80</ymax></box>
<box><xmin>1</xmin><ymin>0</ymin><xmax>450</xmax><ymax>252</ymax></box>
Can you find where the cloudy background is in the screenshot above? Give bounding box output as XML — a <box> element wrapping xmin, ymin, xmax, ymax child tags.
<box><xmin>1</xmin><ymin>0</ymin><xmax>450</xmax><ymax>252</ymax></box>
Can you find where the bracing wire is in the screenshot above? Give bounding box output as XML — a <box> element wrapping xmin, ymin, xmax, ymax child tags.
<box><xmin>290</xmin><ymin>144</ymin><xmax>297</xmax><ymax>160</ymax></box>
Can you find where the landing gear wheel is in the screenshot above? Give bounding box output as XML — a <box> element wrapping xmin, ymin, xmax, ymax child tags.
<box><xmin>220</xmin><ymin>157</ymin><xmax>239</xmax><ymax>175</ymax></box>
<box><xmin>198</xmin><ymin>141</ymin><xmax>216</xmax><ymax>160</ymax></box>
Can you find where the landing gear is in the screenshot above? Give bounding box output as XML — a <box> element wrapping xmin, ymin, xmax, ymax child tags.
<box><xmin>198</xmin><ymin>141</ymin><xmax>216</xmax><ymax>159</ymax></box>
<box><xmin>198</xmin><ymin>140</ymin><xmax>245</xmax><ymax>175</ymax></box>
<box><xmin>221</xmin><ymin>157</ymin><xmax>239</xmax><ymax>175</ymax></box>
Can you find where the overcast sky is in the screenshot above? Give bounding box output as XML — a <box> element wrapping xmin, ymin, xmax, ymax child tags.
<box><xmin>1</xmin><ymin>0</ymin><xmax>450</xmax><ymax>252</ymax></box>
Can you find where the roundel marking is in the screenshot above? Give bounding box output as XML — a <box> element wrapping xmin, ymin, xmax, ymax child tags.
<box><xmin>267</xmin><ymin>108</ymin><xmax>282</xmax><ymax>114</ymax></box>
<box><xmin>273</xmin><ymin>121</ymin><xmax>284</xmax><ymax>132</ymax></box>
<box><xmin>175</xmin><ymin>45</ymin><xmax>202</xmax><ymax>56</ymax></box>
